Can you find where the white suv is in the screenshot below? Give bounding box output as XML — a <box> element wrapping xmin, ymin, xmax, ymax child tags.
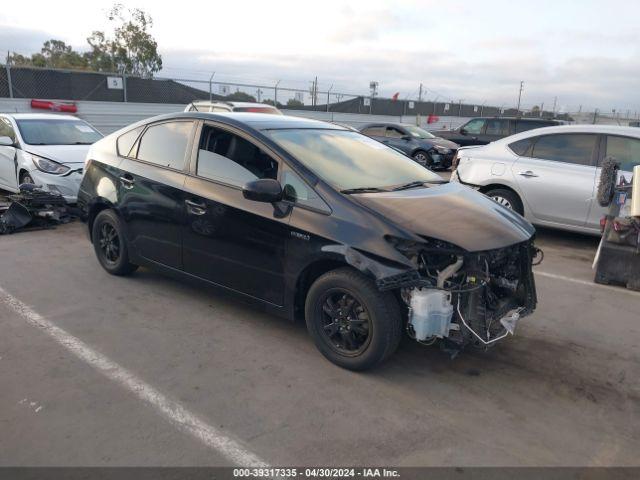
<box><xmin>184</xmin><ymin>100</ymin><xmax>282</xmax><ymax>115</ymax></box>
<box><xmin>451</xmin><ymin>124</ymin><xmax>640</xmax><ymax>235</ymax></box>
<box><xmin>0</xmin><ymin>113</ymin><xmax>103</xmax><ymax>203</ymax></box>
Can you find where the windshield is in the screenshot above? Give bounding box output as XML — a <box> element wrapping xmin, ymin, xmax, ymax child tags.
<box><xmin>403</xmin><ymin>125</ymin><xmax>436</xmax><ymax>139</ymax></box>
<box><xmin>16</xmin><ymin>119</ymin><xmax>103</xmax><ymax>145</ymax></box>
<box><xmin>265</xmin><ymin>129</ymin><xmax>443</xmax><ymax>191</ymax></box>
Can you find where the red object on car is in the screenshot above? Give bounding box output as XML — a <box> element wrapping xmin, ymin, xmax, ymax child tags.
<box><xmin>427</xmin><ymin>114</ymin><xmax>439</xmax><ymax>124</ymax></box>
<box><xmin>31</xmin><ymin>99</ymin><xmax>78</xmax><ymax>113</ymax></box>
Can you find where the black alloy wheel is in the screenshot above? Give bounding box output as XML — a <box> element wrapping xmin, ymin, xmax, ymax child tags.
<box><xmin>319</xmin><ymin>289</ymin><xmax>372</xmax><ymax>356</ymax></box>
<box><xmin>92</xmin><ymin>209</ymin><xmax>138</xmax><ymax>276</ymax></box>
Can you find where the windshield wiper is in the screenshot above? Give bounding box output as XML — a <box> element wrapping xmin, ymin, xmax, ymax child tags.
<box><xmin>391</xmin><ymin>180</ymin><xmax>446</xmax><ymax>191</ymax></box>
<box><xmin>340</xmin><ymin>187</ymin><xmax>389</xmax><ymax>194</ymax></box>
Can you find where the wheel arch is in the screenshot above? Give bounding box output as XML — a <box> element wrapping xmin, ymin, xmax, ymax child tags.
<box><xmin>293</xmin><ymin>258</ymin><xmax>349</xmax><ymax>321</ymax></box>
<box><xmin>87</xmin><ymin>199</ymin><xmax>118</xmax><ymax>242</ymax></box>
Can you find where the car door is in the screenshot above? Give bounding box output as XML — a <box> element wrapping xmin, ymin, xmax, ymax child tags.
<box><xmin>512</xmin><ymin>133</ymin><xmax>598</xmax><ymax>227</ymax></box>
<box><xmin>586</xmin><ymin>134</ymin><xmax>640</xmax><ymax>229</ymax></box>
<box><xmin>383</xmin><ymin>126</ymin><xmax>412</xmax><ymax>154</ymax></box>
<box><xmin>116</xmin><ymin>120</ymin><xmax>194</xmax><ymax>269</ymax></box>
<box><xmin>181</xmin><ymin>122</ymin><xmax>291</xmax><ymax>306</ymax></box>
<box><xmin>0</xmin><ymin>117</ymin><xmax>18</xmax><ymax>190</ymax></box>
<box><xmin>456</xmin><ymin>118</ymin><xmax>486</xmax><ymax>146</ymax></box>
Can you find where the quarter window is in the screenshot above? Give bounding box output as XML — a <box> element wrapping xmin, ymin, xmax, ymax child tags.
<box><xmin>196</xmin><ymin>125</ymin><xmax>278</xmax><ymax>187</ymax></box>
<box><xmin>281</xmin><ymin>167</ymin><xmax>329</xmax><ymax>212</ymax></box>
<box><xmin>136</xmin><ymin>121</ymin><xmax>194</xmax><ymax>169</ymax></box>
<box><xmin>385</xmin><ymin>127</ymin><xmax>405</xmax><ymax>138</ymax></box>
<box><xmin>605</xmin><ymin>135</ymin><xmax>640</xmax><ymax>172</ymax></box>
<box><xmin>531</xmin><ymin>134</ymin><xmax>596</xmax><ymax>166</ymax></box>
<box><xmin>117</xmin><ymin>126</ymin><xmax>143</xmax><ymax>157</ymax></box>
<box><xmin>462</xmin><ymin>119</ymin><xmax>485</xmax><ymax>134</ymax></box>
<box><xmin>508</xmin><ymin>138</ymin><xmax>532</xmax><ymax>156</ymax></box>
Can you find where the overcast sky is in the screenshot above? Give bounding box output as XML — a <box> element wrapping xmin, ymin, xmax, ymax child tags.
<box><xmin>1</xmin><ymin>0</ymin><xmax>639</xmax><ymax>112</ymax></box>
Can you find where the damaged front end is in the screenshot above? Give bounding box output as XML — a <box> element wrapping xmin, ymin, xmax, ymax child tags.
<box><xmin>385</xmin><ymin>236</ymin><xmax>539</xmax><ymax>351</ymax></box>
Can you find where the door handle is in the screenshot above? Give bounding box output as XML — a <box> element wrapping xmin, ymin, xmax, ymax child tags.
<box><xmin>185</xmin><ymin>199</ymin><xmax>207</xmax><ymax>215</ymax></box>
<box><xmin>119</xmin><ymin>175</ymin><xmax>135</xmax><ymax>189</ymax></box>
<box><xmin>519</xmin><ymin>170</ymin><xmax>539</xmax><ymax>178</ymax></box>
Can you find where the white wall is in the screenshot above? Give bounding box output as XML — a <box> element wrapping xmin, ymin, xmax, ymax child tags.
<box><xmin>0</xmin><ymin>97</ymin><xmax>467</xmax><ymax>134</ymax></box>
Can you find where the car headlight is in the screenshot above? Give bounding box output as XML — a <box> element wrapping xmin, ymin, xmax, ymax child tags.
<box><xmin>433</xmin><ymin>145</ymin><xmax>451</xmax><ymax>154</ymax></box>
<box><xmin>30</xmin><ymin>154</ymin><xmax>70</xmax><ymax>175</ymax></box>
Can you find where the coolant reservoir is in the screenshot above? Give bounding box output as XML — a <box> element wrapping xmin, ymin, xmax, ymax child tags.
<box><xmin>409</xmin><ymin>289</ymin><xmax>454</xmax><ymax>340</ymax></box>
<box><xmin>632</xmin><ymin>165</ymin><xmax>640</xmax><ymax>218</ymax></box>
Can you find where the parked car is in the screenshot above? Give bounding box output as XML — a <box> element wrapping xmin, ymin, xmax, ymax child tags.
<box><xmin>360</xmin><ymin>122</ymin><xmax>459</xmax><ymax>169</ymax></box>
<box><xmin>0</xmin><ymin>113</ymin><xmax>103</xmax><ymax>203</ymax></box>
<box><xmin>435</xmin><ymin>117</ymin><xmax>562</xmax><ymax>147</ymax></box>
<box><xmin>185</xmin><ymin>100</ymin><xmax>282</xmax><ymax>115</ymax></box>
<box><xmin>78</xmin><ymin>112</ymin><xmax>538</xmax><ymax>370</ymax></box>
<box><xmin>451</xmin><ymin>124</ymin><xmax>640</xmax><ymax>235</ymax></box>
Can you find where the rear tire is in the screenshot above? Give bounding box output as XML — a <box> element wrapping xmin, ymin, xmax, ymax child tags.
<box><xmin>485</xmin><ymin>188</ymin><xmax>524</xmax><ymax>215</ymax></box>
<box><xmin>92</xmin><ymin>209</ymin><xmax>138</xmax><ymax>276</ymax></box>
<box><xmin>305</xmin><ymin>267</ymin><xmax>402</xmax><ymax>371</ymax></box>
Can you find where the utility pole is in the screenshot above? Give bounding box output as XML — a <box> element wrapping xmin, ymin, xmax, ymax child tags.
<box><xmin>274</xmin><ymin>80</ymin><xmax>281</xmax><ymax>106</ymax></box>
<box><xmin>540</xmin><ymin>102</ymin><xmax>544</xmax><ymax>118</ymax></box>
<box><xmin>552</xmin><ymin>96</ymin><xmax>558</xmax><ymax>117</ymax></box>
<box><xmin>326</xmin><ymin>85</ymin><xmax>333</xmax><ymax>113</ymax></box>
<box><xmin>418</xmin><ymin>83</ymin><xmax>423</xmax><ymax>102</ymax></box>
<box><xmin>417</xmin><ymin>83</ymin><xmax>423</xmax><ymax>126</ymax></box>
<box><xmin>208</xmin><ymin>72</ymin><xmax>216</xmax><ymax>102</ymax></box>
<box><xmin>369</xmin><ymin>81</ymin><xmax>378</xmax><ymax>115</ymax></box>
<box><xmin>516</xmin><ymin>81</ymin><xmax>524</xmax><ymax>115</ymax></box>
<box><xmin>256</xmin><ymin>88</ymin><xmax>263</xmax><ymax>103</ymax></box>
<box><xmin>458</xmin><ymin>99</ymin><xmax>464</xmax><ymax>116</ymax></box>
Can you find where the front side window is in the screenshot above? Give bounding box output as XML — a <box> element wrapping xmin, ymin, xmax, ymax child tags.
<box><xmin>531</xmin><ymin>134</ymin><xmax>596</xmax><ymax>166</ymax></box>
<box><xmin>0</xmin><ymin>118</ymin><xmax>16</xmax><ymax>142</ymax></box>
<box><xmin>265</xmin><ymin>129</ymin><xmax>443</xmax><ymax>191</ymax></box>
<box><xmin>605</xmin><ymin>135</ymin><xmax>640</xmax><ymax>172</ymax></box>
<box><xmin>485</xmin><ymin>119</ymin><xmax>509</xmax><ymax>136</ymax></box>
<box><xmin>136</xmin><ymin>121</ymin><xmax>193</xmax><ymax>169</ymax></box>
<box><xmin>462</xmin><ymin>119</ymin><xmax>485</xmax><ymax>134</ymax></box>
<box><xmin>385</xmin><ymin>127</ymin><xmax>405</xmax><ymax>138</ymax></box>
<box><xmin>361</xmin><ymin>126</ymin><xmax>386</xmax><ymax>137</ymax></box>
<box><xmin>15</xmin><ymin>118</ymin><xmax>102</xmax><ymax>145</ymax></box>
<box><xmin>196</xmin><ymin>124</ymin><xmax>278</xmax><ymax>187</ymax></box>
<box><xmin>403</xmin><ymin>125</ymin><xmax>436</xmax><ymax>139</ymax></box>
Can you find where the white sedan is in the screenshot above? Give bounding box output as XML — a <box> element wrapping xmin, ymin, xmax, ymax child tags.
<box><xmin>451</xmin><ymin>124</ymin><xmax>640</xmax><ymax>235</ymax></box>
<box><xmin>0</xmin><ymin>113</ymin><xmax>103</xmax><ymax>203</ymax></box>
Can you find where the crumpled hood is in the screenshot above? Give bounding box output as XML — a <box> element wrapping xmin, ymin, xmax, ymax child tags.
<box><xmin>427</xmin><ymin>137</ymin><xmax>459</xmax><ymax>150</ymax></box>
<box><xmin>353</xmin><ymin>182</ymin><xmax>535</xmax><ymax>252</ymax></box>
<box><xmin>23</xmin><ymin>144</ymin><xmax>90</xmax><ymax>165</ymax></box>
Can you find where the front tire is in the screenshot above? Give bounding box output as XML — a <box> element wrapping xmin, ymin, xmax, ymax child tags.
<box><xmin>305</xmin><ymin>267</ymin><xmax>402</xmax><ymax>371</ymax></box>
<box><xmin>92</xmin><ymin>209</ymin><xmax>138</xmax><ymax>276</ymax></box>
<box><xmin>485</xmin><ymin>188</ymin><xmax>524</xmax><ymax>215</ymax></box>
<box><xmin>412</xmin><ymin>150</ymin><xmax>431</xmax><ymax>168</ymax></box>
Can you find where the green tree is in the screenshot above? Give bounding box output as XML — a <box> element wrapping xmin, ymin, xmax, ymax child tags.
<box><xmin>225</xmin><ymin>91</ymin><xmax>257</xmax><ymax>102</ymax></box>
<box><xmin>262</xmin><ymin>99</ymin><xmax>283</xmax><ymax>108</ymax></box>
<box><xmin>8</xmin><ymin>40</ymin><xmax>88</xmax><ymax>69</ymax></box>
<box><xmin>286</xmin><ymin>98</ymin><xmax>304</xmax><ymax>107</ymax></box>
<box><xmin>85</xmin><ymin>3</ymin><xmax>162</xmax><ymax>77</ymax></box>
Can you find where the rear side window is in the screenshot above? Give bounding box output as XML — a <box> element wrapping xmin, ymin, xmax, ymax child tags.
<box><xmin>531</xmin><ymin>134</ymin><xmax>596</xmax><ymax>166</ymax></box>
<box><xmin>361</xmin><ymin>126</ymin><xmax>386</xmax><ymax>136</ymax></box>
<box><xmin>485</xmin><ymin>119</ymin><xmax>509</xmax><ymax>135</ymax></box>
<box><xmin>605</xmin><ymin>135</ymin><xmax>640</xmax><ymax>172</ymax></box>
<box><xmin>136</xmin><ymin>121</ymin><xmax>193</xmax><ymax>169</ymax></box>
<box><xmin>508</xmin><ymin>138</ymin><xmax>533</xmax><ymax>156</ymax></box>
<box><xmin>117</xmin><ymin>126</ymin><xmax>143</xmax><ymax>157</ymax></box>
<box><xmin>385</xmin><ymin>127</ymin><xmax>405</xmax><ymax>138</ymax></box>
<box><xmin>196</xmin><ymin>124</ymin><xmax>278</xmax><ymax>187</ymax></box>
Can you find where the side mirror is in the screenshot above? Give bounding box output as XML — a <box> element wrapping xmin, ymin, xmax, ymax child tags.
<box><xmin>242</xmin><ymin>178</ymin><xmax>283</xmax><ymax>203</ymax></box>
<box><xmin>0</xmin><ymin>136</ymin><xmax>14</xmax><ymax>146</ymax></box>
<box><xmin>401</xmin><ymin>135</ymin><xmax>412</xmax><ymax>141</ymax></box>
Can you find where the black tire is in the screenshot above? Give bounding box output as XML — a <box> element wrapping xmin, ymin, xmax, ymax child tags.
<box><xmin>92</xmin><ymin>209</ymin><xmax>138</xmax><ymax>276</ymax></box>
<box><xmin>305</xmin><ymin>267</ymin><xmax>402</xmax><ymax>371</ymax></box>
<box><xmin>19</xmin><ymin>171</ymin><xmax>34</xmax><ymax>185</ymax></box>
<box><xmin>597</xmin><ymin>156</ymin><xmax>619</xmax><ymax>207</ymax></box>
<box><xmin>485</xmin><ymin>188</ymin><xmax>524</xmax><ymax>215</ymax></box>
<box><xmin>412</xmin><ymin>150</ymin><xmax>431</xmax><ymax>168</ymax></box>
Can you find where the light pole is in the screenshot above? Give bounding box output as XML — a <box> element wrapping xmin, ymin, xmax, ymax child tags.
<box><xmin>516</xmin><ymin>81</ymin><xmax>524</xmax><ymax>115</ymax></box>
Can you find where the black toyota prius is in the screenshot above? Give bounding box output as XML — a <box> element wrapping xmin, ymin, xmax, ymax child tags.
<box><xmin>78</xmin><ymin>112</ymin><xmax>538</xmax><ymax>370</ymax></box>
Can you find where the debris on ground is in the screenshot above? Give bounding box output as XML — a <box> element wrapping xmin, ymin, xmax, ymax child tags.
<box><xmin>0</xmin><ymin>184</ymin><xmax>74</xmax><ymax>235</ymax></box>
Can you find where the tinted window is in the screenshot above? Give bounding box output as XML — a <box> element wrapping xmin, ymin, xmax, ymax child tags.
<box><xmin>462</xmin><ymin>119</ymin><xmax>485</xmax><ymax>134</ymax></box>
<box><xmin>531</xmin><ymin>134</ymin><xmax>596</xmax><ymax>166</ymax></box>
<box><xmin>197</xmin><ymin>125</ymin><xmax>278</xmax><ymax>187</ymax></box>
<box><xmin>265</xmin><ymin>129</ymin><xmax>443</xmax><ymax>191</ymax></box>
<box><xmin>514</xmin><ymin>120</ymin><xmax>552</xmax><ymax>133</ymax></box>
<box><xmin>605</xmin><ymin>136</ymin><xmax>640</xmax><ymax>172</ymax></box>
<box><xmin>281</xmin><ymin>167</ymin><xmax>329</xmax><ymax>212</ymax></box>
<box><xmin>136</xmin><ymin>121</ymin><xmax>193</xmax><ymax>169</ymax></box>
<box><xmin>0</xmin><ymin>118</ymin><xmax>16</xmax><ymax>142</ymax></box>
<box><xmin>508</xmin><ymin>138</ymin><xmax>532</xmax><ymax>156</ymax></box>
<box><xmin>485</xmin><ymin>119</ymin><xmax>509</xmax><ymax>136</ymax></box>
<box><xmin>386</xmin><ymin>127</ymin><xmax>405</xmax><ymax>138</ymax></box>
<box><xmin>361</xmin><ymin>126</ymin><xmax>386</xmax><ymax>137</ymax></box>
<box><xmin>117</xmin><ymin>126</ymin><xmax>143</xmax><ymax>157</ymax></box>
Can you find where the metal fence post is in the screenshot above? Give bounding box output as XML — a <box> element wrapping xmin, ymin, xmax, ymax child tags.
<box><xmin>6</xmin><ymin>63</ymin><xmax>13</xmax><ymax>98</ymax></box>
<box><xmin>123</xmin><ymin>73</ymin><xmax>128</xmax><ymax>102</ymax></box>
